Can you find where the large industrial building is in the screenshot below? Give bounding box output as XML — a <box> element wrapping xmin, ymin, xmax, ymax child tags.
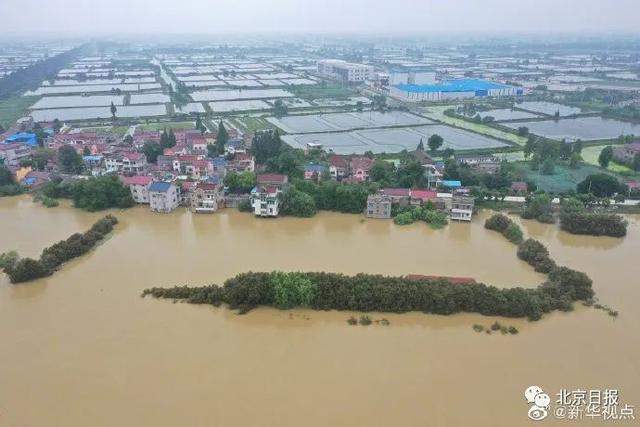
<box><xmin>388</xmin><ymin>67</ymin><xmax>437</xmax><ymax>86</ymax></box>
<box><xmin>390</xmin><ymin>79</ymin><xmax>522</xmax><ymax>102</ymax></box>
<box><xmin>317</xmin><ymin>59</ymin><xmax>375</xmax><ymax>83</ymax></box>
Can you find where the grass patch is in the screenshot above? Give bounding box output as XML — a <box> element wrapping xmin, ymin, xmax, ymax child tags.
<box><xmin>516</xmin><ymin>161</ymin><xmax>615</xmax><ymax>193</ymax></box>
<box><xmin>139</xmin><ymin>121</ymin><xmax>195</xmax><ymax>132</ymax></box>
<box><xmin>0</xmin><ymin>96</ymin><xmax>39</xmax><ymax>128</ymax></box>
<box><xmin>580</xmin><ymin>145</ymin><xmax>635</xmax><ymax>174</ymax></box>
<box><xmin>231</xmin><ymin>116</ymin><xmax>275</xmax><ymax>133</ymax></box>
<box><xmin>291</xmin><ymin>84</ymin><xmax>354</xmax><ymax>100</ymax></box>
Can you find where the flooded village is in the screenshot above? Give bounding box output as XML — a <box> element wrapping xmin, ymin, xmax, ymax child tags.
<box><xmin>1</xmin><ymin>6</ymin><xmax>640</xmax><ymax>426</ymax></box>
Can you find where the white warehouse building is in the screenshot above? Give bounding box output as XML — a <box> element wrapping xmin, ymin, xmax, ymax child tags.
<box><xmin>317</xmin><ymin>59</ymin><xmax>375</xmax><ymax>83</ymax></box>
<box><xmin>389</xmin><ymin>67</ymin><xmax>437</xmax><ymax>86</ymax></box>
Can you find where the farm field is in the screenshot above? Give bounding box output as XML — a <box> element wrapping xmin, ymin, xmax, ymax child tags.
<box><xmin>30</xmin><ymin>95</ymin><xmax>124</xmax><ymax>109</ymax></box>
<box><xmin>30</xmin><ymin>104</ymin><xmax>167</xmax><ymax>122</ymax></box>
<box><xmin>516</xmin><ymin>161</ymin><xmax>615</xmax><ymax>193</ymax></box>
<box><xmin>503</xmin><ymin>116</ymin><xmax>640</xmax><ymax>141</ymax></box>
<box><xmin>421</xmin><ymin>105</ymin><xmax>528</xmax><ymax>145</ymax></box>
<box><xmin>282</xmin><ymin>124</ymin><xmax>509</xmax><ymax>154</ymax></box>
<box><xmin>515</xmin><ymin>101</ymin><xmax>583</xmax><ymax>116</ymax></box>
<box><xmin>477</xmin><ymin>108</ymin><xmax>541</xmax><ymax>121</ymax></box>
<box><xmin>209</xmin><ymin>100</ymin><xmax>271</xmax><ymax>113</ymax></box>
<box><xmin>191</xmin><ymin>88</ymin><xmax>293</xmax><ymax>102</ymax></box>
<box><xmin>26</xmin><ymin>83</ymin><xmax>161</xmax><ymax>95</ymax></box>
<box><xmin>0</xmin><ymin>96</ymin><xmax>39</xmax><ymax>128</ymax></box>
<box><xmin>228</xmin><ymin>116</ymin><xmax>276</xmax><ymax>133</ymax></box>
<box><xmin>267</xmin><ymin>111</ymin><xmax>432</xmax><ymax>134</ymax></box>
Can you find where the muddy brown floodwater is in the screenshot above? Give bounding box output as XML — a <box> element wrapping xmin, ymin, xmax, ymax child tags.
<box><xmin>0</xmin><ymin>195</ymin><xmax>638</xmax><ymax>426</ymax></box>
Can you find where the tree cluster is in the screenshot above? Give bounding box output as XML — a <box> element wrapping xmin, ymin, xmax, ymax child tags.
<box><xmin>393</xmin><ymin>204</ymin><xmax>448</xmax><ymax>229</ymax></box>
<box><xmin>142</xmin><ymin>266</ymin><xmax>594</xmax><ymax>321</ymax></box>
<box><xmin>484</xmin><ymin>213</ymin><xmax>524</xmax><ymax>244</ymax></box>
<box><xmin>2</xmin><ymin>215</ymin><xmax>118</xmax><ymax>283</ymax></box>
<box><xmin>559</xmin><ymin>198</ymin><xmax>627</xmax><ymax>237</ymax></box>
<box><xmin>40</xmin><ymin>176</ymin><xmax>134</xmax><ymax>211</ymax></box>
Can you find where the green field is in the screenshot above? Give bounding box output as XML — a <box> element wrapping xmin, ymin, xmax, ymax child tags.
<box><xmin>0</xmin><ymin>96</ymin><xmax>39</xmax><ymax>128</ymax></box>
<box><xmin>291</xmin><ymin>84</ymin><xmax>354</xmax><ymax>100</ymax></box>
<box><xmin>139</xmin><ymin>121</ymin><xmax>195</xmax><ymax>131</ymax></box>
<box><xmin>580</xmin><ymin>145</ymin><xmax>634</xmax><ymax>174</ymax></box>
<box><xmin>421</xmin><ymin>105</ymin><xmax>529</xmax><ymax>146</ymax></box>
<box><xmin>516</xmin><ymin>161</ymin><xmax>614</xmax><ymax>193</ymax></box>
<box><xmin>228</xmin><ymin>116</ymin><xmax>275</xmax><ymax>133</ymax></box>
<box><xmin>81</xmin><ymin>125</ymin><xmax>130</xmax><ymax>137</ymax></box>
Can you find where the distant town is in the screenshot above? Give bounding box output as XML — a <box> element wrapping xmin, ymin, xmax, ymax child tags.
<box><xmin>1</xmin><ymin>37</ymin><xmax>639</xmax><ymax>227</ymax></box>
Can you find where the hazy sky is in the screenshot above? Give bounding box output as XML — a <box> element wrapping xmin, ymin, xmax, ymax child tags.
<box><xmin>1</xmin><ymin>0</ymin><xmax>638</xmax><ymax>35</ymax></box>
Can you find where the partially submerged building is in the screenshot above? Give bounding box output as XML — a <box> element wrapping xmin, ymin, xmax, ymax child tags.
<box><xmin>149</xmin><ymin>181</ymin><xmax>180</xmax><ymax>213</ymax></box>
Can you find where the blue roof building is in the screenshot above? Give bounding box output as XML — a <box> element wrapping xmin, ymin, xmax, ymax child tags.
<box><xmin>3</xmin><ymin>132</ymin><xmax>38</xmax><ymax>146</ymax></box>
<box><xmin>441</xmin><ymin>180</ymin><xmax>462</xmax><ymax>188</ymax></box>
<box><xmin>391</xmin><ymin>79</ymin><xmax>522</xmax><ymax>102</ymax></box>
<box><xmin>149</xmin><ymin>181</ymin><xmax>172</xmax><ymax>193</ymax></box>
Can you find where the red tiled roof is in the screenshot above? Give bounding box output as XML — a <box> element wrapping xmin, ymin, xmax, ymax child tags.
<box><xmin>182</xmin><ymin>181</ymin><xmax>196</xmax><ymax>191</ymax></box>
<box><xmin>257</xmin><ymin>173</ymin><xmax>287</xmax><ymax>184</ymax></box>
<box><xmin>410</xmin><ymin>189</ymin><xmax>437</xmax><ymax>200</ymax></box>
<box><xmin>122</xmin><ymin>152</ymin><xmax>144</xmax><ymax>161</ymax></box>
<box><xmin>195</xmin><ymin>182</ymin><xmax>218</xmax><ymax>191</ymax></box>
<box><xmin>121</xmin><ymin>175</ymin><xmax>152</xmax><ymax>186</ymax></box>
<box><xmin>329</xmin><ymin>154</ymin><xmax>349</xmax><ymax>168</ymax></box>
<box><xmin>381</xmin><ymin>188</ymin><xmax>411</xmax><ymax>197</ymax></box>
<box><xmin>350</xmin><ymin>156</ymin><xmax>374</xmax><ymax>170</ymax></box>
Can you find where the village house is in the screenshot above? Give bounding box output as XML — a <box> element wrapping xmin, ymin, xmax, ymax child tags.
<box><xmin>51</xmin><ymin>131</ymin><xmax>109</xmax><ymax>147</ymax></box>
<box><xmin>20</xmin><ymin>170</ymin><xmax>51</xmax><ymax>190</ymax></box>
<box><xmin>256</xmin><ymin>173</ymin><xmax>288</xmax><ymax>189</ymax></box>
<box><xmin>450</xmin><ymin>191</ymin><xmax>475</xmax><ymax>221</ymax></box>
<box><xmin>0</xmin><ymin>143</ymin><xmax>32</xmax><ymax>166</ymax></box>
<box><xmin>250</xmin><ymin>173</ymin><xmax>288</xmax><ymax>217</ymax></box>
<box><xmin>149</xmin><ymin>181</ymin><xmax>180</xmax><ymax>213</ymax></box>
<box><xmin>105</xmin><ymin>151</ymin><xmax>147</xmax><ymax>174</ymax></box>
<box><xmin>191</xmin><ymin>182</ymin><xmax>224</xmax><ymax>213</ymax></box>
<box><xmin>424</xmin><ymin>163</ymin><xmax>443</xmax><ymax>189</ymax></box>
<box><xmin>180</xmin><ymin>181</ymin><xmax>196</xmax><ymax>206</ymax></box>
<box><xmin>329</xmin><ymin>155</ymin><xmax>349</xmax><ymax>180</ymax></box>
<box><xmin>172</xmin><ymin>154</ymin><xmax>213</xmax><ymax>179</ymax></box>
<box><xmin>131</xmin><ymin>130</ymin><xmax>161</xmax><ymax>148</ymax></box>
<box><xmin>251</xmin><ymin>185</ymin><xmax>281</xmax><ymax>217</ymax></box>
<box><xmin>156</xmin><ymin>155</ymin><xmax>175</xmax><ymax>171</ymax></box>
<box><xmin>121</xmin><ymin>175</ymin><xmax>153</xmax><ymax>203</ymax></box>
<box><xmin>224</xmin><ymin>138</ymin><xmax>246</xmax><ymax>155</ymax></box>
<box><xmin>349</xmin><ymin>156</ymin><xmax>375</xmax><ymax>182</ymax></box>
<box><xmin>185</xmin><ymin>133</ymin><xmax>209</xmax><ymax>153</ymax></box>
<box><xmin>304</xmin><ymin>163</ymin><xmax>327</xmax><ymax>181</ymax></box>
<box><xmin>82</xmin><ymin>155</ymin><xmax>104</xmax><ymax>175</ymax></box>
<box><xmin>380</xmin><ymin>188</ymin><xmax>411</xmax><ymax>206</ymax></box>
<box><xmin>455</xmin><ymin>154</ymin><xmax>501</xmax><ymax>174</ymax></box>
<box><xmin>365</xmin><ymin>194</ymin><xmax>392</xmax><ymax>219</ymax></box>
<box><xmin>226</xmin><ymin>153</ymin><xmax>254</xmax><ymax>173</ymax></box>
<box><xmin>409</xmin><ymin>189</ymin><xmax>438</xmax><ymax>206</ymax></box>
<box><xmin>613</xmin><ymin>142</ymin><xmax>640</xmax><ymax>165</ymax></box>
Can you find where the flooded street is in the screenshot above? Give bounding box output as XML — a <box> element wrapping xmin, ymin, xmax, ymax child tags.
<box><xmin>1</xmin><ymin>195</ymin><xmax>638</xmax><ymax>426</ymax></box>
